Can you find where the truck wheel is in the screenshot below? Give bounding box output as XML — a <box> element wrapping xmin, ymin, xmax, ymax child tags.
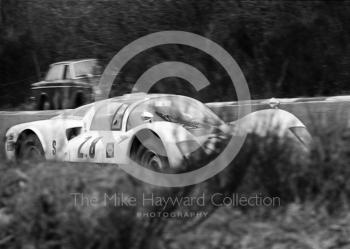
<box><xmin>73</xmin><ymin>93</ymin><xmax>85</xmax><ymax>108</ymax></box>
<box><xmin>43</xmin><ymin>100</ymin><xmax>51</xmax><ymax>110</ymax></box>
<box><xmin>17</xmin><ymin>134</ymin><xmax>45</xmax><ymax>163</ymax></box>
<box><xmin>37</xmin><ymin>96</ymin><xmax>52</xmax><ymax>110</ymax></box>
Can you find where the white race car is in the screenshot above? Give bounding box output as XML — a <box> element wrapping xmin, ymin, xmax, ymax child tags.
<box><xmin>4</xmin><ymin>93</ymin><xmax>311</xmax><ymax>171</ymax></box>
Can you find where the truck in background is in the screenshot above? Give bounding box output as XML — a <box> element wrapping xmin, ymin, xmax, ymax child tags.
<box><xmin>31</xmin><ymin>59</ymin><xmax>102</xmax><ymax>110</ymax></box>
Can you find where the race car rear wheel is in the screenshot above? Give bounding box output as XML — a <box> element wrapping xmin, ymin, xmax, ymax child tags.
<box><xmin>16</xmin><ymin>133</ymin><xmax>45</xmax><ymax>163</ymax></box>
<box><xmin>139</xmin><ymin>148</ymin><xmax>168</xmax><ymax>171</ymax></box>
<box><xmin>131</xmin><ymin>134</ymin><xmax>169</xmax><ymax>172</ymax></box>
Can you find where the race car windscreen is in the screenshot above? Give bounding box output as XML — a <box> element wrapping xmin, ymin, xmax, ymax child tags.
<box><xmin>126</xmin><ymin>96</ymin><xmax>225</xmax><ymax>132</ymax></box>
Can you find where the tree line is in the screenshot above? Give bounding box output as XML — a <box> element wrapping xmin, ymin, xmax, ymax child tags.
<box><xmin>0</xmin><ymin>0</ymin><xmax>349</xmax><ymax>106</ymax></box>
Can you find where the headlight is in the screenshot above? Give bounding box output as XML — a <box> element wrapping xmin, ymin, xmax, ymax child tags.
<box><xmin>7</xmin><ymin>133</ymin><xmax>14</xmax><ymax>140</ymax></box>
<box><xmin>5</xmin><ymin>133</ymin><xmax>15</xmax><ymax>151</ymax></box>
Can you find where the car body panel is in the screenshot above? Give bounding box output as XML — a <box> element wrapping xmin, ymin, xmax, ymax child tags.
<box><xmin>5</xmin><ymin>119</ymin><xmax>83</xmax><ymax>161</ymax></box>
<box><xmin>230</xmin><ymin>109</ymin><xmax>312</xmax><ymax>147</ymax></box>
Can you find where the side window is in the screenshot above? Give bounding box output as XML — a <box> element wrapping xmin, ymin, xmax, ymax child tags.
<box><xmin>63</xmin><ymin>65</ymin><xmax>71</xmax><ymax>79</ymax></box>
<box><xmin>45</xmin><ymin>64</ymin><xmax>65</xmax><ymax>81</ymax></box>
<box><xmin>90</xmin><ymin>103</ymin><xmax>121</xmax><ymax>131</ymax></box>
<box><xmin>73</xmin><ymin>60</ymin><xmax>101</xmax><ymax>78</ymax></box>
<box><xmin>126</xmin><ymin>102</ymin><xmax>157</xmax><ymax>131</ymax></box>
<box><xmin>111</xmin><ymin>104</ymin><xmax>128</xmax><ymax>130</ymax></box>
<box><xmin>126</xmin><ymin>99</ymin><xmax>171</xmax><ymax>130</ymax></box>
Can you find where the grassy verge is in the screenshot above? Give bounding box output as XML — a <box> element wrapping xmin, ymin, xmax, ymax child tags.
<box><xmin>0</xmin><ymin>118</ymin><xmax>350</xmax><ymax>248</ymax></box>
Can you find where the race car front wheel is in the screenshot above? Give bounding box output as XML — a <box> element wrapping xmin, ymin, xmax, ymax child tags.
<box><xmin>16</xmin><ymin>133</ymin><xmax>45</xmax><ymax>163</ymax></box>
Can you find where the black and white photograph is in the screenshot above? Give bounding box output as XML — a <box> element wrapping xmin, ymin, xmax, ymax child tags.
<box><xmin>0</xmin><ymin>0</ymin><xmax>350</xmax><ymax>248</ymax></box>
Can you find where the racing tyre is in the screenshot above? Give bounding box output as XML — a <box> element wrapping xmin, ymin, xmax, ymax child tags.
<box><xmin>17</xmin><ymin>134</ymin><xmax>45</xmax><ymax>163</ymax></box>
<box><xmin>133</xmin><ymin>138</ymin><xmax>170</xmax><ymax>172</ymax></box>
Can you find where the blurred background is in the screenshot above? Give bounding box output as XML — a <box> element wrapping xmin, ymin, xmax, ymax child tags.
<box><xmin>0</xmin><ymin>0</ymin><xmax>349</xmax><ymax>107</ymax></box>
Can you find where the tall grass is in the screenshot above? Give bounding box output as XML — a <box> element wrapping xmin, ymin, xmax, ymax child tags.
<box><xmin>0</xmin><ymin>114</ymin><xmax>350</xmax><ymax>248</ymax></box>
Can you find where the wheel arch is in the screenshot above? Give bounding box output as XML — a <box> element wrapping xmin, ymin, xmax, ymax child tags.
<box><xmin>232</xmin><ymin>109</ymin><xmax>308</xmax><ymax>136</ymax></box>
<box><xmin>127</xmin><ymin>123</ymin><xmax>191</xmax><ymax>168</ymax></box>
<box><xmin>15</xmin><ymin>128</ymin><xmax>47</xmax><ymax>157</ymax></box>
<box><xmin>129</xmin><ymin>129</ymin><xmax>165</xmax><ymax>158</ymax></box>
